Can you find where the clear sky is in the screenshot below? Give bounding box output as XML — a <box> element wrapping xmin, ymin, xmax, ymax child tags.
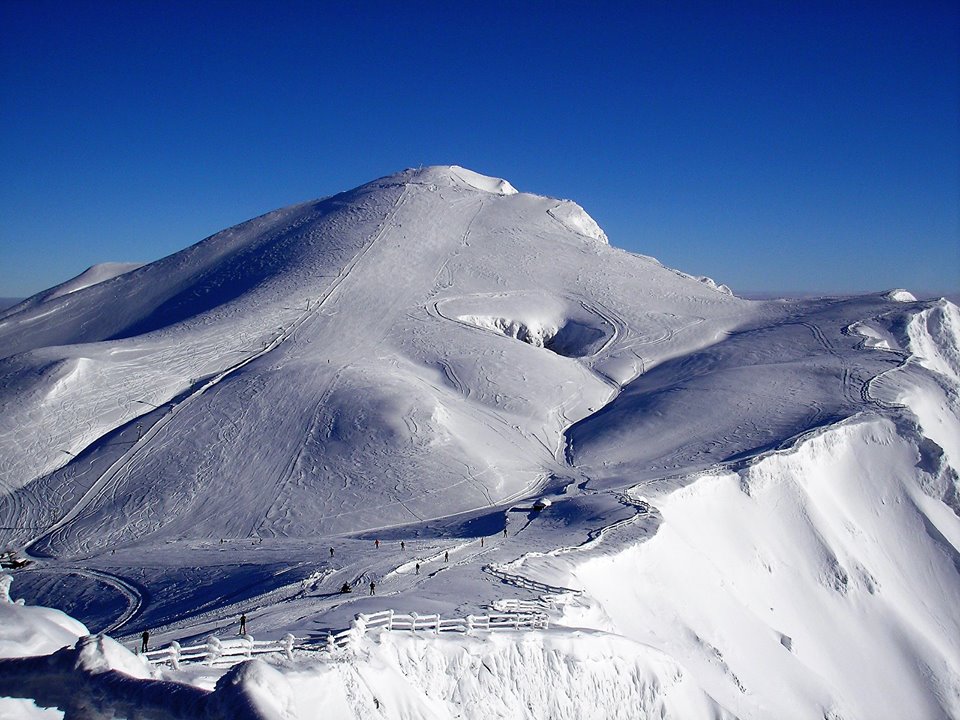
<box><xmin>1</xmin><ymin>1</ymin><xmax>957</xmax><ymax>299</ymax></box>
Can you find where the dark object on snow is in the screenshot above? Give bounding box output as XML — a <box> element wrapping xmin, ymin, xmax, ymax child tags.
<box><xmin>532</xmin><ymin>498</ymin><xmax>552</xmax><ymax>511</ymax></box>
<box><xmin>329</xmin><ymin>547</ymin><xmax>334</xmax><ymax>557</ymax></box>
<box><xmin>140</xmin><ymin>630</ymin><xmax>149</xmax><ymax>653</ymax></box>
<box><xmin>239</xmin><ymin>613</ymin><xmax>247</xmax><ymax>634</ymax></box>
<box><xmin>369</xmin><ymin>581</ymin><xmax>376</xmax><ymax>595</ymax></box>
<box><xmin>0</xmin><ymin>551</ymin><xmax>30</xmax><ymax>569</ymax></box>
<box><xmin>340</xmin><ymin>582</ymin><xmax>352</xmax><ymax>594</ymax></box>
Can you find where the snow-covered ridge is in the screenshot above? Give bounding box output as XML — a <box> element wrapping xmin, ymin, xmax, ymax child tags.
<box><xmin>0</xmin><ymin>262</ymin><xmax>143</xmax><ymax>319</ymax></box>
<box><xmin>2</xmin><ymin>166</ymin><xmax>959</xmax><ymax>720</ymax></box>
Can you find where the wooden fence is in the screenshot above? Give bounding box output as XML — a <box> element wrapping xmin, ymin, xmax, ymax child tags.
<box><xmin>142</xmin><ymin>633</ymin><xmax>295</xmax><ymax>669</ymax></box>
<box><xmin>323</xmin><ymin>609</ymin><xmax>549</xmax><ymax>652</ymax></box>
<box><xmin>143</xmin><ymin>609</ymin><xmax>548</xmax><ymax>668</ymax></box>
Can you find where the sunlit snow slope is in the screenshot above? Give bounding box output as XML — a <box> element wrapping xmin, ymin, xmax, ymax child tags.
<box><xmin>1</xmin><ymin>166</ymin><xmax>958</xmax><ymax>720</ymax></box>
<box><xmin>0</xmin><ymin>166</ymin><xmax>747</xmax><ymax>551</ymax></box>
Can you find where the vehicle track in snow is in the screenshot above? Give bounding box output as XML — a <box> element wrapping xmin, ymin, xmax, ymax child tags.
<box><xmin>17</xmin><ymin>564</ymin><xmax>143</xmax><ymax>634</ymax></box>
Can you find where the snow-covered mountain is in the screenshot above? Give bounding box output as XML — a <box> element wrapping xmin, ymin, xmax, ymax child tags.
<box><xmin>1</xmin><ymin>166</ymin><xmax>958</xmax><ymax>720</ymax></box>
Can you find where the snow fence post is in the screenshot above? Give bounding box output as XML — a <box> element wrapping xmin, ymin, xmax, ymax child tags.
<box><xmin>169</xmin><ymin>640</ymin><xmax>181</xmax><ymax>670</ymax></box>
<box><xmin>326</xmin><ymin>633</ymin><xmax>336</xmax><ymax>652</ymax></box>
<box><xmin>0</xmin><ymin>574</ymin><xmax>12</xmax><ymax>603</ymax></box>
<box><xmin>466</xmin><ymin>615</ymin><xmax>475</xmax><ymax>635</ymax></box>
<box><xmin>435</xmin><ymin>614</ymin><xmax>441</xmax><ymax>634</ymax></box>
<box><xmin>205</xmin><ymin>635</ymin><xmax>222</xmax><ymax>665</ymax></box>
<box><xmin>410</xmin><ymin>612</ymin><xmax>418</xmax><ymax>633</ymax></box>
<box><xmin>282</xmin><ymin>633</ymin><xmax>295</xmax><ymax>660</ymax></box>
<box><xmin>387</xmin><ymin>609</ymin><xmax>394</xmax><ymax>631</ymax></box>
<box><xmin>351</xmin><ymin>614</ymin><xmax>367</xmax><ymax>649</ymax></box>
<box><xmin>242</xmin><ymin>634</ymin><xmax>253</xmax><ymax>659</ymax></box>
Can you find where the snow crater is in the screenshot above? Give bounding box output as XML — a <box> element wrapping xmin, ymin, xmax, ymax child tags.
<box><xmin>437</xmin><ymin>293</ymin><xmax>614</xmax><ymax>358</ymax></box>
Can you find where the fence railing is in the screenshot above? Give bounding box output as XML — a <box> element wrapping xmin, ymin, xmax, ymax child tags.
<box><xmin>142</xmin><ymin>607</ymin><xmax>549</xmax><ymax>668</ymax></box>
<box><xmin>323</xmin><ymin>608</ymin><xmax>549</xmax><ymax>652</ymax></box>
<box><xmin>142</xmin><ymin>633</ymin><xmax>295</xmax><ymax>669</ymax></box>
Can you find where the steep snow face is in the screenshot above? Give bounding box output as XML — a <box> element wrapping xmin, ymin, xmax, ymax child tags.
<box><xmin>572</xmin><ymin>416</ymin><xmax>960</xmax><ymax>720</ymax></box>
<box><xmin>906</xmin><ymin>298</ymin><xmax>960</xmax><ymax>384</ymax></box>
<box><xmin>285</xmin><ymin>631</ymin><xmax>730</xmax><ymax>720</ymax></box>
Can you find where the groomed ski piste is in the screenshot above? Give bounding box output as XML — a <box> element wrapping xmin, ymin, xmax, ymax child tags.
<box><xmin>0</xmin><ymin>166</ymin><xmax>958</xmax><ymax>719</ymax></box>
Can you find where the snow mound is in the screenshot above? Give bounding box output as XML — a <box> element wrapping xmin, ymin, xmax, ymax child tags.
<box><xmin>693</xmin><ymin>275</ymin><xmax>732</xmax><ymax>295</ymax></box>
<box><xmin>209</xmin><ymin>660</ymin><xmax>299</xmax><ymax>720</ymax></box>
<box><xmin>547</xmin><ymin>201</ymin><xmax>609</xmax><ymax>244</ymax></box>
<box><xmin>0</xmin><ymin>575</ymin><xmax>87</xmax><ymax>658</ymax></box>
<box><xmin>884</xmin><ymin>288</ymin><xmax>917</xmax><ymax>302</ymax></box>
<box><xmin>449</xmin><ymin>165</ymin><xmax>517</xmax><ymax>195</ymax></box>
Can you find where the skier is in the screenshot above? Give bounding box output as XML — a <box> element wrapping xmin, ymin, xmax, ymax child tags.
<box><xmin>369</xmin><ymin>580</ymin><xmax>376</xmax><ymax>596</ymax></box>
<box><xmin>444</xmin><ymin>551</ymin><xmax>449</xmax><ymax>563</ymax></box>
<box><xmin>140</xmin><ymin>630</ymin><xmax>149</xmax><ymax>653</ymax></box>
<box><xmin>329</xmin><ymin>547</ymin><xmax>334</xmax><ymax>558</ymax></box>
<box><xmin>503</xmin><ymin>526</ymin><xmax>507</xmax><ymax>538</ymax></box>
<box><xmin>239</xmin><ymin>613</ymin><xmax>247</xmax><ymax>635</ymax></box>
<box><xmin>415</xmin><ymin>563</ymin><xmax>420</xmax><ymax>575</ymax></box>
<box><xmin>480</xmin><ymin>537</ymin><xmax>484</xmax><ymax>547</ymax></box>
<box><xmin>375</xmin><ymin>539</ymin><xmax>380</xmax><ymax>549</ymax></box>
<box><xmin>400</xmin><ymin>541</ymin><xmax>405</xmax><ymax>551</ymax></box>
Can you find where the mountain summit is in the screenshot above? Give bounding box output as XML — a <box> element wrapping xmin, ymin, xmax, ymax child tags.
<box><xmin>0</xmin><ymin>166</ymin><xmax>743</xmax><ymax>550</ymax></box>
<box><xmin>1</xmin><ymin>167</ymin><xmax>958</xmax><ymax>720</ymax></box>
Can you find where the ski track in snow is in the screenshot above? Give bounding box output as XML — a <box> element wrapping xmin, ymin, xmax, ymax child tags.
<box><xmin>2</xmin><ymin>167</ymin><xmax>958</xmax><ymax>720</ymax></box>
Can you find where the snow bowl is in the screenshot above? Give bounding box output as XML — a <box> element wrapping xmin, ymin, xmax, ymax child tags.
<box><xmin>435</xmin><ymin>293</ymin><xmax>616</xmax><ymax>359</ymax></box>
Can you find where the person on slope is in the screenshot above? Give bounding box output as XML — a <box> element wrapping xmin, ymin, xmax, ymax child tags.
<box><xmin>340</xmin><ymin>582</ymin><xmax>352</xmax><ymax>594</ymax></box>
<box><xmin>140</xmin><ymin>630</ymin><xmax>149</xmax><ymax>653</ymax></box>
<box><xmin>369</xmin><ymin>580</ymin><xmax>376</xmax><ymax>596</ymax></box>
<box><xmin>239</xmin><ymin>613</ymin><xmax>247</xmax><ymax>635</ymax></box>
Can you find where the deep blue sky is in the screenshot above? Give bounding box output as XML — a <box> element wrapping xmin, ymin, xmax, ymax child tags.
<box><xmin>2</xmin><ymin>1</ymin><xmax>958</xmax><ymax>298</ymax></box>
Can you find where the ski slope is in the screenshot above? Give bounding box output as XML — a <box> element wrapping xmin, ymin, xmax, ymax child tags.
<box><xmin>1</xmin><ymin>166</ymin><xmax>958</xmax><ymax>719</ymax></box>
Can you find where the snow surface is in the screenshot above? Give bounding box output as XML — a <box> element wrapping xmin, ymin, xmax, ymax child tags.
<box><xmin>1</xmin><ymin>166</ymin><xmax>958</xmax><ymax>719</ymax></box>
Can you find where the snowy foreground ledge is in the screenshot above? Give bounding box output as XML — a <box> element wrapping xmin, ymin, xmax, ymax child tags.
<box><xmin>0</xmin><ymin>581</ymin><xmax>727</xmax><ymax>720</ymax></box>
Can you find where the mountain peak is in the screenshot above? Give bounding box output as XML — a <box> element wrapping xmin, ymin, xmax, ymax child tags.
<box><xmin>390</xmin><ymin>165</ymin><xmax>519</xmax><ymax>196</ymax></box>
